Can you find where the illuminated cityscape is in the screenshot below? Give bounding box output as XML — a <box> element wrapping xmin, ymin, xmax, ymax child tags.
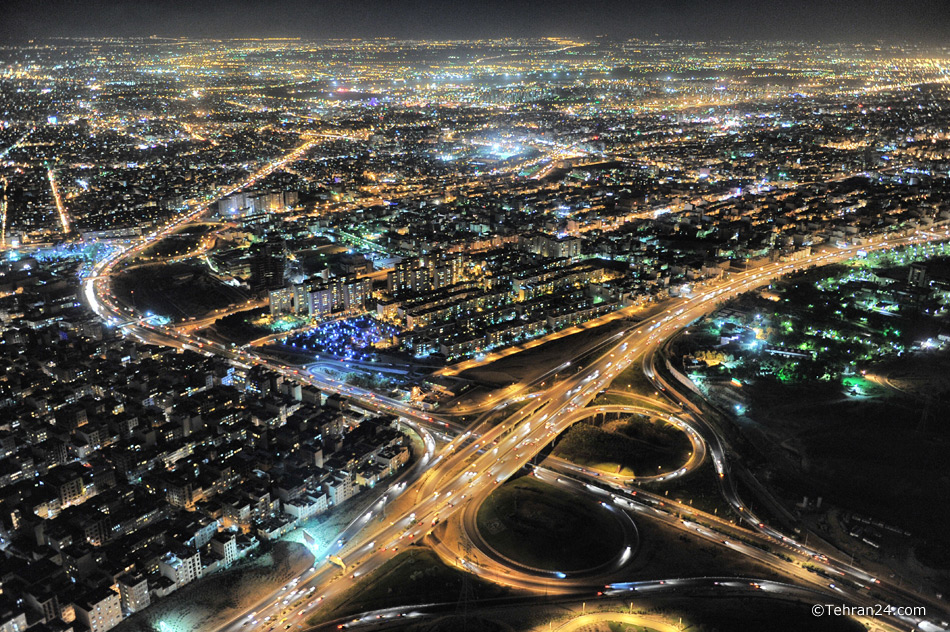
<box><xmin>1</xmin><ymin>16</ymin><xmax>950</xmax><ymax>632</ymax></box>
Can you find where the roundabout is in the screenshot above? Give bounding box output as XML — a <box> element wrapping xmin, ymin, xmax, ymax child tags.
<box><xmin>471</xmin><ymin>475</ymin><xmax>636</xmax><ymax>575</ymax></box>
<box><xmin>426</xmin><ymin>472</ymin><xmax>641</xmax><ymax>594</ymax></box>
<box><xmin>425</xmin><ymin>403</ymin><xmax>707</xmax><ymax>593</ymax></box>
<box><xmin>548</xmin><ymin>404</ymin><xmax>706</xmax><ymax>484</ymax></box>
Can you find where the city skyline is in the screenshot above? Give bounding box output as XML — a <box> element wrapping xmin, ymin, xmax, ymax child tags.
<box><xmin>2</xmin><ymin>0</ymin><xmax>950</xmax><ymax>44</ymax></box>
<box><xmin>0</xmin><ymin>32</ymin><xmax>948</xmax><ymax>632</ymax></box>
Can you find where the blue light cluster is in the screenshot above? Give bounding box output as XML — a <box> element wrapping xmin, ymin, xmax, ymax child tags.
<box><xmin>33</xmin><ymin>242</ymin><xmax>119</xmax><ymax>264</ymax></box>
<box><xmin>281</xmin><ymin>315</ymin><xmax>399</xmax><ymax>362</ymax></box>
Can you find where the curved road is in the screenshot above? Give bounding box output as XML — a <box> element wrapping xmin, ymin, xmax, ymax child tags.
<box><xmin>81</xmin><ymin>165</ymin><xmax>950</xmax><ymax>632</ymax></box>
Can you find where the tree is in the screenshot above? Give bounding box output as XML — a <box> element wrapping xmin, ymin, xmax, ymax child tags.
<box><xmin>695</xmin><ymin>349</ymin><xmax>733</xmax><ymax>367</ymax></box>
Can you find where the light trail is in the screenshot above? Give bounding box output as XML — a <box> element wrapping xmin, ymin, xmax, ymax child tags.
<box><xmin>1</xmin><ymin>175</ymin><xmax>7</xmax><ymax>249</ymax></box>
<box><xmin>80</xmin><ymin>143</ymin><xmax>950</xmax><ymax>632</ymax></box>
<box><xmin>47</xmin><ymin>167</ymin><xmax>71</xmax><ymax>234</ymax></box>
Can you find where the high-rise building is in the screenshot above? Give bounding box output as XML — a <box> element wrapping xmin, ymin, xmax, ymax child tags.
<box><xmin>341</xmin><ymin>276</ymin><xmax>373</xmax><ymax>311</ymax></box>
<box><xmin>304</xmin><ymin>275</ymin><xmax>373</xmax><ymax>316</ymax></box>
<box><xmin>387</xmin><ymin>257</ymin><xmax>430</xmax><ymax>296</ymax></box>
<box><xmin>425</xmin><ymin>251</ymin><xmax>464</xmax><ymax>290</ymax></box>
<box><xmin>521</xmin><ymin>232</ymin><xmax>582</xmax><ymax>260</ymax></box>
<box><xmin>211</xmin><ymin>533</ymin><xmax>238</xmax><ymax>568</ymax></box>
<box><xmin>218</xmin><ymin>190</ymin><xmax>298</xmax><ymax>216</ymax></box>
<box><xmin>249</xmin><ymin>237</ymin><xmax>286</xmax><ymax>293</ymax></box>
<box><xmin>269</xmin><ymin>287</ymin><xmax>295</xmax><ymax>316</ymax></box>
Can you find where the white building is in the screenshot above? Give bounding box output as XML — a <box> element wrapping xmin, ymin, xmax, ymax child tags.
<box><xmin>159</xmin><ymin>548</ymin><xmax>202</xmax><ymax>588</ymax></box>
<box><xmin>327</xmin><ymin>472</ymin><xmax>356</xmax><ymax>506</ymax></box>
<box><xmin>74</xmin><ymin>587</ymin><xmax>122</xmax><ymax>632</ymax></box>
<box><xmin>211</xmin><ymin>533</ymin><xmax>238</xmax><ymax>568</ymax></box>
<box><xmin>283</xmin><ymin>492</ymin><xmax>328</xmax><ymax>521</ymax></box>
<box><xmin>116</xmin><ymin>573</ymin><xmax>150</xmax><ymax>615</ymax></box>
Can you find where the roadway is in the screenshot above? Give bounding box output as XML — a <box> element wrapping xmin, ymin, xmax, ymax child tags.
<box><xmin>640</xmin><ymin>332</ymin><xmax>950</xmax><ymax>621</ymax></box>
<box><xmin>538</xmin><ymin>403</ymin><xmax>707</xmax><ymax>484</ymax></box>
<box><xmin>1</xmin><ymin>175</ymin><xmax>8</xmax><ymax>248</ymax></box>
<box><xmin>81</xmin><ymin>142</ymin><xmax>950</xmax><ymax>632</ymax></box>
<box><xmin>270</xmin><ymin>229</ymin><xmax>950</xmax><ymax>632</ymax></box>
<box><xmin>312</xmin><ymin>576</ymin><xmax>901</xmax><ymax>632</ymax></box>
<box><xmin>47</xmin><ymin>167</ymin><xmax>72</xmax><ymax>234</ymax></box>
<box><xmin>440</xmin><ymin>469</ymin><xmax>641</xmax><ymax>591</ymax></box>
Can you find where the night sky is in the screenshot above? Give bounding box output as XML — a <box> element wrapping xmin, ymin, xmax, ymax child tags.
<box><xmin>2</xmin><ymin>0</ymin><xmax>949</xmax><ymax>44</ymax></box>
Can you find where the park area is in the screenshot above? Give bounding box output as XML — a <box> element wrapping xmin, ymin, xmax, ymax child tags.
<box><xmin>671</xmin><ymin>255</ymin><xmax>950</xmax><ymax>567</ymax></box>
<box><xmin>134</xmin><ymin>223</ymin><xmax>217</xmax><ymax>261</ymax></box>
<box><xmin>279</xmin><ymin>315</ymin><xmax>400</xmax><ymax>361</ymax></box>
<box><xmin>552</xmin><ymin>414</ymin><xmax>693</xmax><ymax>477</ymax></box>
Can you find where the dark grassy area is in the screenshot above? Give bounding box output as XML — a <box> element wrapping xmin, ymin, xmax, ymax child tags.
<box><xmin>639</xmin><ymin>461</ymin><xmax>738</xmax><ymax>521</ymax></box>
<box><xmin>619</xmin><ymin>507</ymin><xmax>781</xmax><ymax>582</ymax></box>
<box><xmin>213</xmin><ymin>307</ymin><xmax>270</xmax><ymax>344</ymax></box>
<box><xmin>305</xmin><ymin>548</ymin><xmax>508</xmax><ymax>627</ymax></box>
<box><xmin>916</xmin><ymin>541</ymin><xmax>950</xmax><ymax>570</ymax></box>
<box><xmin>603</xmin><ymin>355</ymin><xmax>662</xmax><ymax>398</ymax></box>
<box><xmin>605</xmin><ymin>623</ymin><xmax>657</xmax><ymax>632</ymax></box>
<box><xmin>475</xmin><ymin>476</ymin><xmax>626</xmax><ymax>571</ymax></box>
<box><xmin>114</xmin><ymin>262</ymin><xmax>250</xmax><ymax>321</ymax></box>
<box><xmin>403</xmin><ymin>616</ymin><xmax>510</xmax><ymax>632</ymax></box>
<box><xmin>553</xmin><ymin>416</ymin><xmax>692</xmax><ymax>476</ymax></box>
<box><xmin>457</xmin><ymin>319</ymin><xmax>628</xmax><ymax>389</ymax></box>
<box><xmin>746</xmin><ymin>378</ymin><xmax>950</xmax><ymax>542</ymax></box>
<box><xmin>176</xmin><ymin>222</ymin><xmax>217</xmax><ymax>235</ymax></box>
<box><xmin>136</xmin><ymin>232</ymin><xmax>206</xmax><ymax>259</ymax></box>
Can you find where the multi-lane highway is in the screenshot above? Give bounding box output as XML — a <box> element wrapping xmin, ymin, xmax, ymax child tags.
<box><xmin>81</xmin><ymin>147</ymin><xmax>950</xmax><ymax>632</ymax></box>
<box><xmin>291</xmin><ymin>229</ymin><xmax>946</xmax><ymax>630</ymax></box>
<box><xmin>415</xmin><ymin>232</ymin><xmax>950</xmax><ymax>632</ymax></box>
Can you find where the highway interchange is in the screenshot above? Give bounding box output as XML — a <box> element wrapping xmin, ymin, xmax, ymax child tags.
<box><xmin>78</xmin><ymin>148</ymin><xmax>950</xmax><ymax>632</ymax></box>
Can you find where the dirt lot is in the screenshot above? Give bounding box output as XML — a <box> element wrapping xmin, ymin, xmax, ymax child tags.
<box><xmin>114</xmin><ymin>541</ymin><xmax>314</xmax><ymax>632</ymax></box>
